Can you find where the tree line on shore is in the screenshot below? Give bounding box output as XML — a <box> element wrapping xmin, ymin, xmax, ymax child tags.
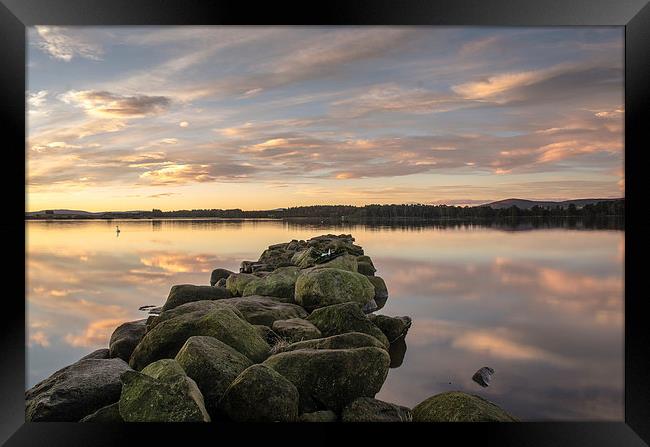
<box><xmin>28</xmin><ymin>199</ymin><xmax>623</xmax><ymax>220</ymax></box>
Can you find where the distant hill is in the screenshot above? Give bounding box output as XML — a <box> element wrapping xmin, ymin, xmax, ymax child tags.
<box><xmin>484</xmin><ymin>198</ymin><xmax>622</xmax><ymax>210</ymax></box>
<box><xmin>26</xmin><ymin>209</ymin><xmax>99</xmax><ymax>216</ymax></box>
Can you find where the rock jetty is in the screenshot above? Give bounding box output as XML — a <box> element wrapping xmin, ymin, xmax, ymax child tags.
<box><xmin>25</xmin><ymin>234</ymin><xmax>517</xmax><ymax>422</ymax></box>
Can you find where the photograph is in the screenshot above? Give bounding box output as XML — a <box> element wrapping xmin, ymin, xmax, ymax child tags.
<box><xmin>23</xmin><ymin>25</ymin><xmax>627</xmax><ymax>424</ymax></box>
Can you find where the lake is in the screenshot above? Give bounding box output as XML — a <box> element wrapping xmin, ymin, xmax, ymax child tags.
<box><xmin>25</xmin><ymin>219</ymin><xmax>624</xmax><ymax>420</ymax></box>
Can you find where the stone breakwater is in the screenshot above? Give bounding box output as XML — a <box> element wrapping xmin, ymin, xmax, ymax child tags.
<box><xmin>26</xmin><ymin>234</ymin><xmax>517</xmax><ymax>422</ymax></box>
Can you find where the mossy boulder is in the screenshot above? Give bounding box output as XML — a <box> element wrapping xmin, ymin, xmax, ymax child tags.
<box><xmin>306</xmin><ymin>302</ymin><xmax>389</xmax><ymax>348</ymax></box>
<box><xmin>356</xmin><ymin>255</ymin><xmax>374</xmax><ymax>266</ymax></box>
<box><xmin>275</xmin><ymin>332</ymin><xmax>385</xmax><ymax>354</ymax></box>
<box><xmin>79</xmin><ymin>402</ymin><xmax>123</xmax><ymax>422</ymax></box>
<box><xmin>242</xmin><ymin>266</ymin><xmax>301</xmax><ymax>300</ymax></box>
<box><xmin>367</xmin><ymin>314</ymin><xmax>412</xmax><ymax>343</ymax></box>
<box><xmin>225</xmin><ymin>273</ymin><xmax>258</xmax><ymax>296</ymax></box>
<box><xmin>129</xmin><ymin>304</ymin><xmax>270</xmax><ymax>370</ymax></box>
<box><xmin>162</xmin><ymin>284</ymin><xmax>230</xmax><ymax>311</ymax></box>
<box><xmin>109</xmin><ymin>319</ymin><xmax>147</xmax><ymax>362</ymax></box>
<box><xmin>412</xmin><ymin>391</ymin><xmax>518</xmax><ymax>422</ymax></box>
<box><xmin>80</xmin><ymin>348</ymin><xmax>111</xmax><ymax>360</ymax></box>
<box><xmin>118</xmin><ymin>369</ymin><xmax>210</xmax><ymax>422</ymax></box>
<box><xmin>263</xmin><ymin>347</ymin><xmax>390</xmax><ymax>412</ymax></box>
<box><xmin>210</xmin><ymin>268</ymin><xmax>234</xmax><ymax>286</ymax></box>
<box><xmin>218</xmin><ymin>295</ymin><xmax>308</xmax><ymax>326</ymax></box>
<box><xmin>272</xmin><ymin>318</ymin><xmax>322</xmax><ymax>343</ymax></box>
<box><xmin>175</xmin><ymin>336</ymin><xmax>253</xmax><ymax>416</ymax></box>
<box><xmin>25</xmin><ymin>358</ymin><xmax>130</xmax><ymax>422</ymax></box>
<box><xmin>292</xmin><ymin>247</ymin><xmax>318</xmax><ymax>268</ymax></box>
<box><xmin>220</xmin><ymin>364</ymin><xmax>299</xmax><ymax>422</ymax></box>
<box><xmin>357</xmin><ymin>261</ymin><xmax>377</xmax><ymax>276</ymax></box>
<box><xmin>147</xmin><ymin>300</ymin><xmax>245</xmax><ymax>331</ymax></box>
<box><xmin>295</xmin><ymin>268</ymin><xmax>375</xmax><ymax>310</ymax></box>
<box><xmin>341</xmin><ymin>397</ymin><xmax>412</xmax><ymax>422</ymax></box>
<box><xmin>257</xmin><ymin>247</ymin><xmax>296</xmax><ymax>270</ymax></box>
<box><xmin>141</xmin><ymin>358</ymin><xmax>186</xmax><ymax>382</ymax></box>
<box><xmin>311</xmin><ymin>254</ymin><xmax>358</xmax><ymax>272</ymax></box>
<box><xmin>367</xmin><ymin>276</ymin><xmax>388</xmax><ymax>310</ymax></box>
<box><xmin>299</xmin><ymin>410</ymin><xmax>338</xmax><ymax>422</ymax></box>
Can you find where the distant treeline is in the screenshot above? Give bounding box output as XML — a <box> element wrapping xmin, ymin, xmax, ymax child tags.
<box><xmin>128</xmin><ymin>199</ymin><xmax>625</xmax><ymax>220</ymax></box>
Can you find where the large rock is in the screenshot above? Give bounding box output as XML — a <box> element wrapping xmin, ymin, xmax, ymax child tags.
<box><xmin>175</xmin><ymin>336</ymin><xmax>252</xmax><ymax>416</ymax></box>
<box><xmin>341</xmin><ymin>397</ymin><xmax>412</xmax><ymax>422</ymax></box>
<box><xmin>367</xmin><ymin>276</ymin><xmax>388</xmax><ymax>310</ymax></box>
<box><xmin>118</xmin><ymin>367</ymin><xmax>210</xmax><ymax>422</ymax></box>
<box><xmin>218</xmin><ymin>295</ymin><xmax>308</xmax><ymax>327</ymax></box>
<box><xmin>26</xmin><ymin>358</ymin><xmax>130</xmax><ymax>422</ymax></box>
<box><xmin>162</xmin><ymin>284</ymin><xmax>230</xmax><ymax>311</ymax></box>
<box><xmin>79</xmin><ymin>402</ymin><xmax>123</xmax><ymax>422</ymax></box>
<box><xmin>388</xmin><ymin>336</ymin><xmax>408</xmax><ymax>368</ymax></box>
<box><xmin>210</xmin><ymin>268</ymin><xmax>234</xmax><ymax>286</ymax></box>
<box><xmin>109</xmin><ymin>319</ymin><xmax>147</xmax><ymax>362</ymax></box>
<box><xmin>242</xmin><ymin>267</ymin><xmax>302</xmax><ymax>300</ymax></box>
<box><xmin>263</xmin><ymin>346</ymin><xmax>390</xmax><ymax>412</ymax></box>
<box><xmin>141</xmin><ymin>358</ymin><xmax>186</xmax><ymax>381</ymax></box>
<box><xmin>129</xmin><ymin>304</ymin><xmax>270</xmax><ymax>370</ymax></box>
<box><xmin>275</xmin><ymin>332</ymin><xmax>385</xmax><ymax>354</ymax></box>
<box><xmin>412</xmin><ymin>391</ymin><xmax>518</xmax><ymax>422</ymax></box>
<box><xmin>257</xmin><ymin>247</ymin><xmax>296</xmax><ymax>270</ymax></box>
<box><xmin>272</xmin><ymin>318</ymin><xmax>321</xmax><ymax>343</ymax></box>
<box><xmin>221</xmin><ymin>364</ymin><xmax>299</xmax><ymax>422</ymax></box>
<box><xmin>254</xmin><ymin>325</ymin><xmax>284</xmax><ymax>345</ymax></box>
<box><xmin>148</xmin><ymin>300</ymin><xmax>245</xmax><ymax>331</ymax></box>
<box><xmin>307</xmin><ymin>302</ymin><xmax>389</xmax><ymax>348</ymax></box>
<box><xmin>225</xmin><ymin>273</ymin><xmax>258</xmax><ymax>296</ymax></box>
<box><xmin>295</xmin><ymin>268</ymin><xmax>375</xmax><ymax>310</ymax></box>
<box><xmin>367</xmin><ymin>314</ymin><xmax>412</xmax><ymax>343</ymax></box>
<box><xmin>80</xmin><ymin>348</ymin><xmax>111</xmax><ymax>360</ymax></box>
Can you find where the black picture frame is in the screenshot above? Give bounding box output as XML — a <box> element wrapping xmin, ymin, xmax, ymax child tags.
<box><xmin>2</xmin><ymin>0</ymin><xmax>648</xmax><ymax>445</ymax></box>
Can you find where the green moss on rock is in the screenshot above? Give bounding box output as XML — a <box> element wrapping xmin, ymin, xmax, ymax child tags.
<box><xmin>263</xmin><ymin>347</ymin><xmax>390</xmax><ymax>413</ymax></box>
<box><xmin>162</xmin><ymin>284</ymin><xmax>231</xmax><ymax>311</ymax></box>
<box><xmin>357</xmin><ymin>261</ymin><xmax>377</xmax><ymax>276</ymax></box>
<box><xmin>175</xmin><ymin>336</ymin><xmax>253</xmax><ymax>417</ymax></box>
<box><xmin>129</xmin><ymin>305</ymin><xmax>269</xmax><ymax>370</ymax></box>
<box><xmin>118</xmin><ymin>370</ymin><xmax>210</xmax><ymax>422</ymax></box>
<box><xmin>275</xmin><ymin>332</ymin><xmax>385</xmax><ymax>354</ymax></box>
<box><xmin>367</xmin><ymin>276</ymin><xmax>388</xmax><ymax>310</ymax></box>
<box><xmin>295</xmin><ymin>268</ymin><xmax>375</xmax><ymax>310</ymax></box>
<box><xmin>412</xmin><ymin>391</ymin><xmax>518</xmax><ymax>422</ymax></box>
<box><xmin>225</xmin><ymin>273</ymin><xmax>258</xmax><ymax>296</ymax></box>
<box><xmin>79</xmin><ymin>402</ymin><xmax>123</xmax><ymax>422</ymax></box>
<box><xmin>306</xmin><ymin>302</ymin><xmax>389</xmax><ymax>348</ymax></box>
<box><xmin>218</xmin><ymin>295</ymin><xmax>308</xmax><ymax>326</ymax></box>
<box><xmin>242</xmin><ymin>266</ymin><xmax>301</xmax><ymax>300</ymax></box>
<box><xmin>220</xmin><ymin>364</ymin><xmax>299</xmax><ymax>422</ymax></box>
<box><xmin>271</xmin><ymin>318</ymin><xmax>321</xmax><ymax>343</ymax></box>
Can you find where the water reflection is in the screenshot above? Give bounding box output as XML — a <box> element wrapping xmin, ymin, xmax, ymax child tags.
<box><xmin>25</xmin><ymin>219</ymin><xmax>623</xmax><ymax>420</ymax></box>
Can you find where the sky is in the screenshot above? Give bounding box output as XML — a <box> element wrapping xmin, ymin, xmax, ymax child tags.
<box><xmin>26</xmin><ymin>26</ymin><xmax>624</xmax><ymax>212</ymax></box>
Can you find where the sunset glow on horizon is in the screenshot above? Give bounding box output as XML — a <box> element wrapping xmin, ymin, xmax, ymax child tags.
<box><xmin>26</xmin><ymin>26</ymin><xmax>624</xmax><ymax>212</ymax></box>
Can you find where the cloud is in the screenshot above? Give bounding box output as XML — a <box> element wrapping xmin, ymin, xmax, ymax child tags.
<box><xmin>139</xmin><ymin>162</ymin><xmax>257</xmax><ymax>185</ymax></box>
<box><xmin>34</xmin><ymin>26</ymin><xmax>104</xmax><ymax>62</ymax></box>
<box><xmin>64</xmin><ymin>318</ymin><xmax>127</xmax><ymax>347</ymax></box>
<box><xmin>28</xmin><ymin>331</ymin><xmax>51</xmax><ymax>347</ymax></box>
<box><xmin>179</xmin><ymin>121</ymin><xmax>189</xmax><ymax>128</ymax></box>
<box><xmin>59</xmin><ymin>90</ymin><xmax>171</xmax><ymax>118</ymax></box>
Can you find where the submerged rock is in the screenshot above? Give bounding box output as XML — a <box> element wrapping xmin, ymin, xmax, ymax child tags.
<box><xmin>26</xmin><ymin>357</ymin><xmax>131</xmax><ymax>422</ymax></box>
<box><xmin>162</xmin><ymin>284</ymin><xmax>230</xmax><ymax>311</ymax></box>
<box><xmin>109</xmin><ymin>319</ymin><xmax>147</xmax><ymax>362</ymax></box>
<box><xmin>272</xmin><ymin>318</ymin><xmax>322</xmax><ymax>343</ymax></box>
<box><xmin>307</xmin><ymin>302</ymin><xmax>389</xmax><ymax>348</ymax></box>
<box><xmin>412</xmin><ymin>391</ymin><xmax>518</xmax><ymax>422</ymax></box>
<box><xmin>263</xmin><ymin>346</ymin><xmax>390</xmax><ymax>413</ymax></box>
<box><xmin>219</xmin><ymin>295</ymin><xmax>308</xmax><ymax>326</ymax></box>
<box><xmin>79</xmin><ymin>402</ymin><xmax>123</xmax><ymax>422</ymax></box>
<box><xmin>472</xmin><ymin>366</ymin><xmax>495</xmax><ymax>388</ymax></box>
<box><xmin>242</xmin><ymin>266</ymin><xmax>302</xmax><ymax>300</ymax></box>
<box><xmin>118</xmin><ymin>367</ymin><xmax>210</xmax><ymax>422</ymax></box>
<box><xmin>175</xmin><ymin>336</ymin><xmax>253</xmax><ymax>416</ymax></box>
<box><xmin>295</xmin><ymin>268</ymin><xmax>375</xmax><ymax>310</ymax></box>
<box><xmin>129</xmin><ymin>304</ymin><xmax>269</xmax><ymax>370</ymax></box>
<box><xmin>220</xmin><ymin>364</ymin><xmax>299</xmax><ymax>422</ymax></box>
<box><xmin>367</xmin><ymin>314</ymin><xmax>412</xmax><ymax>343</ymax></box>
<box><xmin>210</xmin><ymin>268</ymin><xmax>234</xmax><ymax>287</ymax></box>
<box><xmin>275</xmin><ymin>332</ymin><xmax>386</xmax><ymax>354</ymax></box>
<box><xmin>341</xmin><ymin>397</ymin><xmax>412</xmax><ymax>422</ymax></box>
<box><xmin>299</xmin><ymin>410</ymin><xmax>338</xmax><ymax>422</ymax></box>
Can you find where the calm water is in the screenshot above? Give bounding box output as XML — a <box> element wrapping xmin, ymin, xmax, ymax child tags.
<box><xmin>25</xmin><ymin>219</ymin><xmax>624</xmax><ymax>420</ymax></box>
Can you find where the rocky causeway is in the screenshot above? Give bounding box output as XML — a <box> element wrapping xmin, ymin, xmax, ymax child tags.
<box><xmin>25</xmin><ymin>234</ymin><xmax>517</xmax><ymax>422</ymax></box>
